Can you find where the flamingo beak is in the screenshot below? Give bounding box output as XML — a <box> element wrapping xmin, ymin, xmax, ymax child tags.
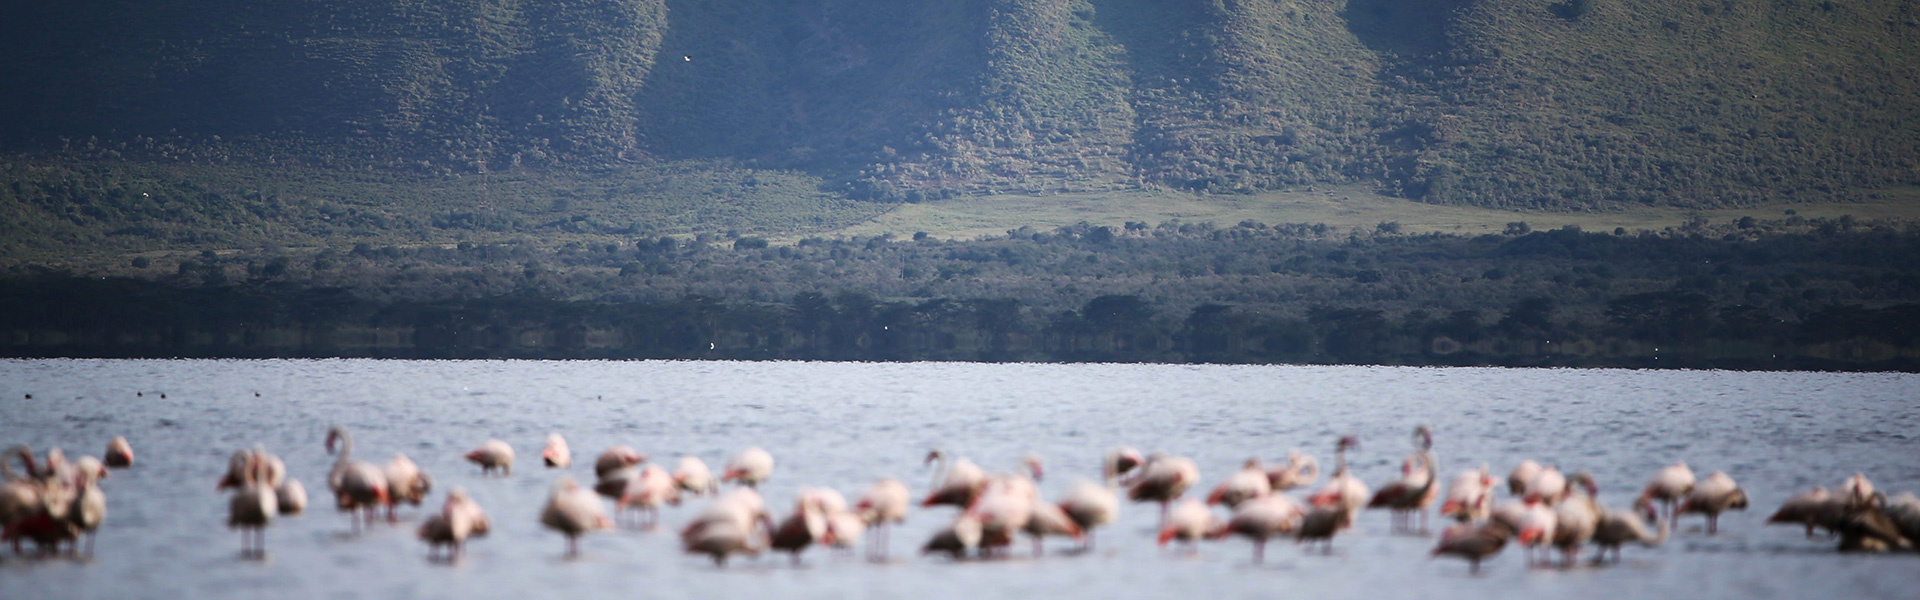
<box><xmin>1519</xmin><ymin>527</ymin><xmax>1542</xmax><ymax>545</ymax></box>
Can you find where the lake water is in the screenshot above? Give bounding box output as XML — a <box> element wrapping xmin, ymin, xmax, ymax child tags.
<box><xmin>2</xmin><ymin>359</ymin><xmax>1917</xmax><ymax>599</ymax></box>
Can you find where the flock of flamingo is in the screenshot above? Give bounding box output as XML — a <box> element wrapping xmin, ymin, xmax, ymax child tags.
<box><xmin>5</xmin><ymin>425</ymin><xmax>1919</xmax><ymax>573</ymax></box>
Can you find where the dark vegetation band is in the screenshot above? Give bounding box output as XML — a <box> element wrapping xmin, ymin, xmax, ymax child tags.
<box><xmin>6</xmin><ymin>216</ymin><xmax>1917</xmax><ymax>369</ymax></box>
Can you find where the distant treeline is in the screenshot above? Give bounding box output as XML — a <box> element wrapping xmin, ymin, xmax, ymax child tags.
<box><xmin>6</xmin><ymin>215</ymin><xmax>1920</xmax><ymax>370</ymax></box>
<box><xmin>1</xmin><ymin>274</ymin><xmax>1917</xmax><ymax>370</ymax></box>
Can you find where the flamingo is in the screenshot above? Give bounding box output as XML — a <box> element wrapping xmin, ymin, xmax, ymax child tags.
<box><xmin>1836</xmin><ymin>494</ymin><xmax>1908</xmax><ymax>552</ymax></box>
<box><xmin>1592</xmin><ymin>496</ymin><xmax>1667</xmax><ymax>563</ymax></box>
<box><xmin>277</xmin><ymin>477</ymin><xmax>308</xmax><ymax>515</ymax></box>
<box><xmin>1639</xmin><ymin>462</ymin><xmax>1695</xmax><ymax>521</ymax></box>
<box><xmin>384</xmin><ymin>454</ymin><xmax>433</xmax><ymax>520</ymax></box>
<box><xmin>1047</xmin><ymin>449</ymin><xmax>1136</xmax><ymax>552</ymax></box>
<box><xmin>685</xmin><ymin>518</ymin><xmax>762</xmax><ymax>566</ymax></box>
<box><xmin>1766</xmin><ymin>486</ymin><xmax>1836</xmax><ymax>537</ymax></box>
<box><xmin>1527</xmin><ymin>465</ymin><xmax>1569</xmax><ymax>506</ymax></box>
<box><xmin>592</xmin><ymin>447</ymin><xmax>648</xmax><ymax>514</ymax></box>
<box><xmin>1056</xmin><ymin>449</ymin><xmax>1138</xmax><ymax>547</ymax></box>
<box><xmin>1432</xmin><ymin>517</ymin><xmax>1517</xmax><ymax>574</ymax></box>
<box><xmin>1296</xmin><ymin>504</ymin><xmax>1354</xmax><ymax>554</ymax></box>
<box><xmin>2</xmin><ymin>447</ymin><xmax>45</xmax><ymax>553</ymax></box>
<box><xmin>1839</xmin><ymin>473</ymin><xmax>1875</xmax><ymax>508</ymax></box>
<box><xmin>616</xmin><ymin>464</ymin><xmax>681</xmax><ymax>529</ymax></box>
<box><xmin>1</xmin><ymin>479</ymin><xmax>75</xmax><ymax>555</ymax></box>
<box><xmin>824</xmin><ymin>507</ymin><xmax>867</xmax><ymax>556</ymax></box>
<box><xmin>921</xmin><ymin>449</ymin><xmax>986</xmax><ymax>508</ymax></box>
<box><xmin>682</xmin><ymin>488</ymin><xmax>775</xmax><ymax>566</ymax></box>
<box><xmin>219</xmin><ymin>449</ymin><xmax>285</xmax><ymax>492</ymax></box>
<box><xmin>674</xmin><ymin>456</ymin><xmax>718</xmax><ymax>497</ymax></box>
<box><xmin>1439</xmin><ymin>465</ymin><xmax>1495</xmax><ymax>523</ymax></box>
<box><xmin>1368</xmin><ymin>425</ymin><xmax>1437</xmax><ymax>533</ymax></box>
<box><xmin>419</xmin><ymin>487</ymin><xmax>485</xmax><ymax>560</ymax></box>
<box><xmin>854</xmin><ymin>477</ymin><xmax>910</xmax><ymax>559</ymax></box>
<box><xmin>1207</xmin><ymin>458</ymin><xmax>1273</xmax><ymax>509</ymax></box>
<box><xmin>1307</xmin><ymin>436</ymin><xmax>1369</xmax><ymax>522</ymax></box>
<box><xmin>1207</xmin><ymin>494</ymin><xmax>1306</xmax><ymax>564</ymax></box>
<box><xmin>1265</xmin><ymin>449</ymin><xmax>1320</xmax><ymax>491</ymax></box>
<box><xmin>103</xmin><ymin>437</ymin><xmax>134</xmax><ymax>468</ymax></box>
<box><xmin>1156</xmin><ymin>499</ymin><xmax>1215</xmax><ymax>552</ymax></box>
<box><xmin>967</xmin><ymin>477</ymin><xmax>1038</xmax><ymax>557</ymax></box>
<box><xmin>1494</xmin><ymin>499</ymin><xmax>1557</xmax><ymax>565</ymax></box>
<box><xmin>1549</xmin><ymin>472</ymin><xmax>1601</xmax><ymax>568</ymax></box>
<box><xmin>465</xmin><ymin>440</ymin><xmax>514</xmax><ymax>476</ymax></box>
<box><xmin>770</xmin><ymin>489</ymin><xmax>835</xmax><ymax>564</ymax></box>
<box><xmin>1507</xmin><ymin>459</ymin><xmax>1542</xmax><ymax>497</ymax></box>
<box><xmin>228</xmin><ymin>451</ymin><xmax>279</xmax><ymax>557</ymax></box>
<box><xmin>38</xmin><ymin>448</ymin><xmax>75</xmax><ymax>487</ymax></box>
<box><xmin>1021</xmin><ymin>499</ymin><xmax>1084</xmax><ymax>556</ymax></box>
<box><xmin>72</xmin><ymin>456</ymin><xmax>107</xmax><ymax>482</ymax></box>
<box><xmin>325</xmin><ymin>426</ymin><xmax>390</xmax><ymax>531</ymax></box>
<box><xmin>722</xmin><ymin>447</ymin><xmax>774</xmax><ymax>488</ymax></box>
<box><xmin>541</xmin><ymin>476</ymin><xmax>612</xmax><ymax>557</ymax></box>
<box><xmin>594</xmin><ymin>446</ymin><xmax>647</xmax><ymax>479</ymax></box>
<box><xmin>1883</xmin><ymin>492</ymin><xmax>1920</xmax><ymax>545</ymax></box>
<box><xmin>66</xmin><ymin>466</ymin><xmax>107</xmax><ymax>555</ymax></box>
<box><xmin>1128</xmin><ymin>453</ymin><xmax>1200</xmax><ymax>529</ymax></box>
<box><xmin>685</xmin><ymin>488</ymin><xmax>772</xmax><ymax>535</ymax></box>
<box><xmin>223</xmin><ymin>446</ymin><xmax>303</xmax><ymax>516</ymax></box>
<box><xmin>922</xmin><ymin>513</ymin><xmax>984</xmax><ymax>559</ymax></box>
<box><xmin>1676</xmin><ymin>471</ymin><xmax>1748</xmax><ymax>535</ymax></box>
<box><xmin>1052</xmin><ymin>459</ymin><xmax>1121</xmax><ymax>553</ymax></box>
<box><xmin>1</xmin><ymin>446</ymin><xmax>74</xmax><ymax>554</ymax></box>
<box><xmin>542</xmin><ymin>434</ymin><xmax>571</xmax><ymax>469</ymax></box>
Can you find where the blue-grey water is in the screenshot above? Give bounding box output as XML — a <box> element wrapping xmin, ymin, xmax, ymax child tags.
<box><xmin>2</xmin><ymin>359</ymin><xmax>1917</xmax><ymax>599</ymax></box>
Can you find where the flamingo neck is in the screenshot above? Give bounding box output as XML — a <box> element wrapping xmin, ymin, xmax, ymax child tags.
<box><xmin>929</xmin><ymin>453</ymin><xmax>948</xmax><ymax>491</ymax></box>
<box><xmin>332</xmin><ymin>432</ymin><xmax>354</xmax><ymax>467</ymax></box>
<box><xmin>1</xmin><ymin>447</ymin><xmax>26</xmax><ymax>480</ymax></box>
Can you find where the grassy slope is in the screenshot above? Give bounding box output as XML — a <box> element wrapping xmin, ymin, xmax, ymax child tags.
<box><xmin>825</xmin><ymin>185</ymin><xmax>1920</xmax><ymax>242</ymax></box>
<box><xmin>1408</xmin><ymin>0</ymin><xmax>1920</xmax><ymax>207</ymax></box>
<box><xmin>3</xmin><ymin>0</ymin><xmax>1920</xmax><ymax>265</ymax></box>
<box><xmin>0</xmin><ymin>158</ymin><xmax>884</xmax><ymax>261</ymax></box>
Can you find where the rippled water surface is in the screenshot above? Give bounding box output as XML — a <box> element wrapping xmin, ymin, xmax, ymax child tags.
<box><xmin>2</xmin><ymin>359</ymin><xmax>1917</xmax><ymax>599</ymax></box>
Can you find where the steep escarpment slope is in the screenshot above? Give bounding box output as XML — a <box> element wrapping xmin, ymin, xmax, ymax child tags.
<box><xmin>1</xmin><ymin>0</ymin><xmax>1916</xmax><ymax>244</ymax></box>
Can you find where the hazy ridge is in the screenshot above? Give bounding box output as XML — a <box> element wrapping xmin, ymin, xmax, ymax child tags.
<box><xmin>4</xmin><ymin>0</ymin><xmax>1915</xmax><ymax>219</ymax></box>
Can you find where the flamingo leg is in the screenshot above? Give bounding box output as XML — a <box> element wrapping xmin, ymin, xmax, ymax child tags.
<box><xmin>1252</xmin><ymin>539</ymin><xmax>1265</xmax><ymax>565</ymax></box>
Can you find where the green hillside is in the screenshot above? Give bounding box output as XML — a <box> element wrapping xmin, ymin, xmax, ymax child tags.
<box><xmin>3</xmin><ymin>0</ymin><xmax>1918</xmax><ymax>257</ymax></box>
